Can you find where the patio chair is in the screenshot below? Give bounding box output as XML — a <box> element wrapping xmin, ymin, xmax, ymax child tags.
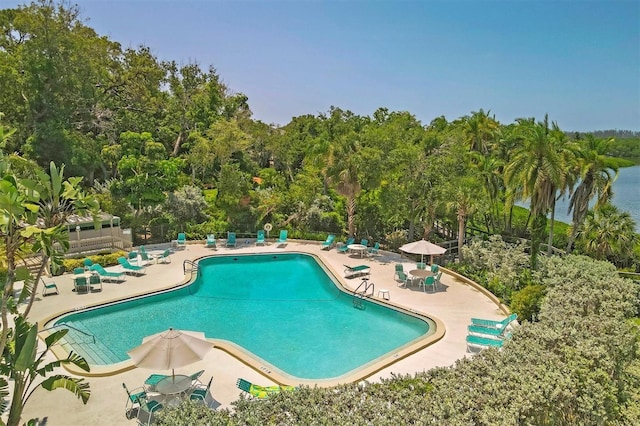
<box><xmin>138</xmin><ymin>246</ymin><xmax>154</xmax><ymax>266</ymax></box>
<box><xmin>359</xmin><ymin>238</ymin><xmax>368</xmax><ymax>247</ymax></box>
<box><xmin>430</xmin><ymin>264</ymin><xmax>439</xmax><ymax>273</ymax></box>
<box><xmin>118</xmin><ymin>257</ymin><xmax>146</xmax><ymax>276</ymax></box>
<box><xmin>434</xmin><ymin>271</ymin><xmax>443</xmax><ymax>289</ymax></box>
<box><xmin>368</xmin><ymin>242</ymin><xmax>380</xmax><ymax>255</ymax></box>
<box><xmin>143</xmin><ymin>374</ymin><xmax>168</xmax><ymax>392</ymax></box>
<box><xmin>470</xmin><ymin>313</ymin><xmax>518</xmax><ymax>330</ymax></box>
<box><xmin>256</xmin><ymin>230</ymin><xmax>265</xmax><ymax>246</ymax></box>
<box><xmin>394</xmin><ymin>264</ymin><xmax>405</xmax><ymax>280</ymax></box>
<box><xmin>396</xmin><ymin>270</ymin><xmax>412</xmax><ymax>288</ymax></box>
<box><xmin>416</xmin><ymin>262</ymin><xmax>427</xmax><ymax>270</ymax></box>
<box><xmin>73</xmin><ymin>276</ymin><xmax>90</xmax><ymax>294</ymax></box>
<box><xmin>418</xmin><ymin>275</ymin><xmax>436</xmax><ymax>293</ymax></box>
<box><xmin>205</xmin><ymin>234</ymin><xmax>217</xmax><ymax>248</ymax></box>
<box><xmin>88</xmin><ymin>273</ymin><xmax>102</xmax><ymax>292</ymax></box>
<box><xmin>188</xmin><ymin>369</ymin><xmax>205</xmax><ymax>389</ymax></box>
<box><xmin>320</xmin><ymin>234</ymin><xmax>335</xmax><ymax>250</ymax></box>
<box><xmin>122</xmin><ymin>382</ymin><xmax>146</xmax><ymax>418</ymax></box>
<box><xmin>90</xmin><ymin>264</ymin><xmax>126</xmax><ymax>283</ymax></box>
<box><xmin>276</xmin><ymin>230</ymin><xmax>288</xmax><ymax>247</ymax></box>
<box><xmin>156</xmin><ymin>249</ymin><xmax>171</xmax><ymax>264</ymax></box>
<box><xmin>128</xmin><ymin>251</ymin><xmax>139</xmax><ymax>265</ymax></box>
<box><xmin>337</xmin><ymin>238</ymin><xmax>355</xmax><ymax>254</ymax></box>
<box><xmin>343</xmin><ymin>264</ymin><xmax>371</xmax><ymax>279</ymax></box>
<box><xmin>136</xmin><ymin>395</ymin><xmax>163</xmax><ymax>426</ymax></box>
<box><xmin>73</xmin><ymin>267</ymin><xmax>85</xmax><ymax>275</ymax></box>
<box><xmin>226</xmin><ymin>232</ymin><xmax>237</xmax><ymax>247</ymax></box>
<box><xmin>176</xmin><ymin>232</ymin><xmax>187</xmax><ymax>249</ymax></box>
<box><xmin>466</xmin><ymin>334</ymin><xmax>506</xmax><ymax>352</ymax></box>
<box><xmin>41</xmin><ymin>277</ymin><xmax>59</xmax><ymax>296</ymax></box>
<box><xmin>190</xmin><ymin>377</ymin><xmax>214</xmax><ymax>406</ymax></box>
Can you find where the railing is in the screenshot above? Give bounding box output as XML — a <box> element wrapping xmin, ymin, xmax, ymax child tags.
<box><xmin>39</xmin><ymin>323</ymin><xmax>96</xmax><ymax>344</ymax></box>
<box><xmin>183</xmin><ymin>259</ymin><xmax>198</xmax><ymax>275</ymax></box>
<box><xmin>61</xmin><ymin>236</ymin><xmax>133</xmax><ymax>255</ymax></box>
<box><xmin>352</xmin><ymin>278</ymin><xmax>375</xmax><ymax>310</ymax></box>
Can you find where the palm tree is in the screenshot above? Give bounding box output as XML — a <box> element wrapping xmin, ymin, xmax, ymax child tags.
<box><xmin>566</xmin><ymin>135</ymin><xmax>619</xmax><ymax>252</ymax></box>
<box><xmin>445</xmin><ymin>176</ymin><xmax>482</xmax><ymax>262</ymax></box>
<box><xmin>577</xmin><ymin>204</ymin><xmax>637</xmax><ymax>266</ymax></box>
<box><xmin>312</xmin><ymin>108</ymin><xmax>369</xmax><ymax>237</ymax></box>
<box><xmin>504</xmin><ymin>116</ymin><xmax>577</xmax><ymax>267</ymax></box>
<box><xmin>462</xmin><ymin>109</ymin><xmax>499</xmax><ymax>154</ymax></box>
<box><xmin>470</xmin><ymin>152</ymin><xmax>505</xmax><ymax>233</ymax></box>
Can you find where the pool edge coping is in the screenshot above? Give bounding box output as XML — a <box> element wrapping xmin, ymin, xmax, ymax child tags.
<box><xmin>40</xmin><ymin>249</ymin><xmax>446</xmax><ymax>386</ymax></box>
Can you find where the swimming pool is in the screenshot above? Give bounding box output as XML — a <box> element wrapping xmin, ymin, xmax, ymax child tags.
<box><xmin>52</xmin><ymin>253</ymin><xmax>436</xmax><ymax>382</ymax></box>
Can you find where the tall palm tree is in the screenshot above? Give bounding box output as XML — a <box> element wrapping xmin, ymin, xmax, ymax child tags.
<box><xmin>566</xmin><ymin>135</ymin><xmax>619</xmax><ymax>252</ymax></box>
<box><xmin>445</xmin><ymin>176</ymin><xmax>482</xmax><ymax>262</ymax></box>
<box><xmin>312</xmin><ymin>108</ymin><xmax>368</xmax><ymax>237</ymax></box>
<box><xmin>470</xmin><ymin>152</ymin><xmax>505</xmax><ymax>233</ymax></box>
<box><xmin>504</xmin><ymin>116</ymin><xmax>577</xmax><ymax>267</ymax></box>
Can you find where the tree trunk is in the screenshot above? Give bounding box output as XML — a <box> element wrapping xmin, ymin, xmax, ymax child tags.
<box><xmin>457</xmin><ymin>210</ymin><xmax>466</xmax><ymax>262</ymax></box>
<box><xmin>171</xmin><ymin>132</ymin><xmax>183</xmax><ymax>157</ymax></box>
<box><xmin>22</xmin><ymin>254</ymin><xmax>50</xmax><ymax>318</ymax></box>
<box><xmin>547</xmin><ymin>197</ymin><xmax>556</xmax><ymax>256</ymax></box>
<box><xmin>346</xmin><ymin>196</ymin><xmax>356</xmax><ymax>237</ymax></box>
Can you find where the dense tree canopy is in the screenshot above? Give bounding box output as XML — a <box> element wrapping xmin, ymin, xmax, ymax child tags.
<box><xmin>1</xmin><ymin>2</ymin><xmax>637</xmax><ymax>270</ymax></box>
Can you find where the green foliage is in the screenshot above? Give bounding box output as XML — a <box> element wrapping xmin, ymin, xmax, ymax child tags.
<box><xmin>608</xmin><ymin>137</ymin><xmax>640</xmax><ymax>160</ymax></box>
<box><xmin>61</xmin><ymin>251</ymin><xmax>127</xmax><ymax>273</ymax></box>
<box><xmin>163</xmin><ymin>185</ymin><xmax>209</xmax><ymax>226</ymax></box>
<box><xmin>510</xmin><ymin>284</ymin><xmax>545</xmax><ymax>321</ymax></box>
<box><xmin>0</xmin><ymin>317</ymin><xmax>90</xmax><ymax>426</ymax></box>
<box><xmin>459</xmin><ymin>235</ymin><xmax>530</xmax><ymax>303</ymax></box>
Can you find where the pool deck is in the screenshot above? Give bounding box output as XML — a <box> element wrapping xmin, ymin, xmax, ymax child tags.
<box><xmin>22</xmin><ymin>240</ymin><xmax>508</xmax><ymax>426</ymax></box>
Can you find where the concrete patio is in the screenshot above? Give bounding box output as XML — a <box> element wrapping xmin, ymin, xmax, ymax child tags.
<box><xmin>21</xmin><ymin>239</ymin><xmax>508</xmax><ymax>425</ymax></box>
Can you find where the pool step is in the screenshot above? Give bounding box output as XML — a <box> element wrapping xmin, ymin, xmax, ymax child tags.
<box><xmin>58</xmin><ymin>327</ymin><xmax>122</xmax><ymax>365</ymax></box>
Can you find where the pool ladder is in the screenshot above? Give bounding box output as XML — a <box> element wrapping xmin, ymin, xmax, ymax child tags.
<box><xmin>183</xmin><ymin>259</ymin><xmax>198</xmax><ymax>275</ymax></box>
<box><xmin>353</xmin><ymin>278</ymin><xmax>374</xmax><ymax>310</ymax></box>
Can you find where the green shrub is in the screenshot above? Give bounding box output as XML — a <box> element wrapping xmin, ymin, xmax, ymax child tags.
<box><xmin>61</xmin><ymin>251</ymin><xmax>127</xmax><ymax>273</ymax></box>
<box><xmin>510</xmin><ymin>284</ymin><xmax>546</xmax><ymax>321</ymax></box>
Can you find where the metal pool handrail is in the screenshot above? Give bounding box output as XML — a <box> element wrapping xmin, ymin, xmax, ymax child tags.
<box><xmin>183</xmin><ymin>259</ymin><xmax>198</xmax><ymax>275</ymax></box>
<box><xmin>40</xmin><ymin>322</ymin><xmax>96</xmax><ymax>344</ymax></box>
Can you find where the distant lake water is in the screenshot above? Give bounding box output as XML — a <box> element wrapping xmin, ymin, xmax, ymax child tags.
<box><xmin>519</xmin><ymin>165</ymin><xmax>640</xmax><ymax>232</ymax></box>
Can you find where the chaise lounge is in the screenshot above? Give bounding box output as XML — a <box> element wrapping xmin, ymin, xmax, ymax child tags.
<box><xmin>90</xmin><ymin>264</ymin><xmax>126</xmax><ymax>283</ymax></box>
<box><xmin>343</xmin><ymin>264</ymin><xmax>371</xmax><ymax>279</ymax></box>
<box><xmin>236</xmin><ymin>378</ymin><xmax>295</xmax><ymax>399</ymax></box>
<box><xmin>118</xmin><ymin>257</ymin><xmax>146</xmax><ymax>276</ymax></box>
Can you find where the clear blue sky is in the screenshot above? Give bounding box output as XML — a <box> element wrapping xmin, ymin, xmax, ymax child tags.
<box><xmin>5</xmin><ymin>0</ymin><xmax>640</xmax><ymax>131</ymax></box>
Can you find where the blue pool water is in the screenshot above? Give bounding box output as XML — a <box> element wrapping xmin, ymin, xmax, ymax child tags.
<box><xmin>54</xmin><ymin>253</ymin><xmax>431</xmax><ymax>380</ymax></box>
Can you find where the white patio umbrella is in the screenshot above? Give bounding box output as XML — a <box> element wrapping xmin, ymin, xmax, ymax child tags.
<box><xmin>127</xmin><ymin>328</ymin><xmax>212</xmax><ymax>382</ymax></box>
<box><xmin>399</xmin><ymin>239</ymin><xmax>447</xmax><ymax>264</ymax></box>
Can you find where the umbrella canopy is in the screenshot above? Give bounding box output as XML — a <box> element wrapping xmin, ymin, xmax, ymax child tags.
<box><xmin>399</xmin><ymin>240</ymin><xmax>447</xmax><ymax>263</ymax></box>
<box><xmin>128</xmin><ymin>328</ymin><xmax>212</xmax><ymax>378</ymax></box>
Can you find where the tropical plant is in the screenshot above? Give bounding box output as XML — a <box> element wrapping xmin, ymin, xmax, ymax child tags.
<box><xmin>566</xmin><ymin>134</ymin><xmax>619</xmax><ymax>252</ymax></box>
<box><xmin>576</xmin><ymin>204</ymin><xmax>638</xmax><ymax>267</ymax></box>
<box><xmin>504</xmin><ymin>116</ymin><xmax>578</xmax><ymax>267</ymax></box>
<box><xmin>0</xmin><ymin>317</ymin><xmax>90</xmax><ymax>426</ymax></box>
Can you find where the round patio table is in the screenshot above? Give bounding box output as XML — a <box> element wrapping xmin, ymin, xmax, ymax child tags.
<box><xmin>409</xmin><ymin>269</ymin><xmax>434</xmax><ymax>279</ymax></box>
<box><xmin>156</xmin><ymin>375</ymin><xmax>192</xmax><ymax>406</ymax></box>
<box><xmin>347</xmin><ymin>244</ymin><xmax>367</xmax><ymax>257</ymax></box>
